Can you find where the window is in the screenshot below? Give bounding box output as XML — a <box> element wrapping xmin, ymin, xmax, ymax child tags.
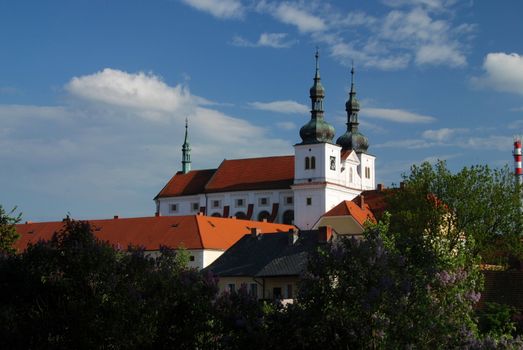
<box><xmin>287</xmin><ymin>284</ymin><xmax>293</xmax><ymax>299</ymax></box>
<box><xmin>273</xmin><ymin>287</ymin><xmax>282</xmax><ymax>300</ymax></box>
<box><xmin>250</xmin><ymin>283</ymin><xmax>258</xmax><ymax>297</ymax></box>
<box><xmin>170</xmin><ymin>204</ymin><xmax>178</xmax><ymax>212</ymax></box>
<box><xmin>212</xmin><ymin>200</ymin><xmax>221</xmax><ymax>208</ymax></box>
<box><xmin>306</xmin><ymin>197</ymin><xmax>312</xmax><ymax>206</ymax></box>
<box><xmin>258</xmin><ymin>197</ymin><xmax>269</xmax><ymax>206</ymax></box>
<box><xmin>285</xmin><ymin>196</ymin><xmax>293</xmax><ymax>205</ymax></box>
<box><xmin>365</xmin><ymin>166</ymin><xmax>371</xmax><ymax>179</ymax></box>
<box><xmin>330</xmin><ymin>156</ymin><xmax>336</xmax><ymax>170</ymax></box>
<box><xmin>310</xmin><ymin>156</ymin><xmax>316</xmax><ymax>169</ymax></box>
<box><xmin>234</xmin><ymin>211</ymin><xmax>247</xmax><ymax>219</ymax></box>
<box><xmin>235</xmin><ymin>198</ymin><xmax>244</xmax><ymax>207</ymax></box>
<box><xmin>228</xmin><ymin>283</ymin><xmax>236</xmax><ymax>293</ymax></box>
<box><xmin>211</xmin><ymin>212</ymin><xmax>221</xmax><ymax>217</ymax></box>
<box><xmin>349</xmin><ymin>167</ymin><xmax>353</xmax><ymax>183</ymax></box>
<box><xmin>305</xmin><ymin>157</ymin><xmax>310</xmax><ymax>169</ymax></box>
<box><xmin>191</xmin><ymin>202</ymin><xmax>199</xmax><ymax>211</ymax></box>
<box><xmin>283</xmin><ymin>210</ymin><xmax>294</xmax><ymax>225</ymax></box>
<box><xmin>258</xmin><ymin>210</ymin><xmax>271</xmax><ymax>222</ymax></box>
<box><xmin>189</xmin><ymin>255</ymin><xmax>195</xmax><ymax>262</ymax></box>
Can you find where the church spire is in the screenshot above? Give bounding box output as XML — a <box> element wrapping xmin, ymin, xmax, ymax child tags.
<box><xmin>181</xmin><ymin>118</ymin><xmax>191</xmax><ymax>174</ymax></box>
<box><xmin>299</xmin><ymin>49</ymin><xmax>335</xmax><ymax>144</ymax></box>
<box><xmin>336</xmin><ymin>64</ymin><xmax>369</xmax><ymax>152</ymax></box>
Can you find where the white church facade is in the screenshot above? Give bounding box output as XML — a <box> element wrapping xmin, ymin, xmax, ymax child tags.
<box><xmin>155</xmin><ymin>51</ymin><xmax>375</xmax><ymax>230</ymax></box>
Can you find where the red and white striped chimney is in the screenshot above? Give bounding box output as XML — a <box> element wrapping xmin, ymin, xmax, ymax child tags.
<box><xmin>514</xmin><ymin>136</ymin><xmax>522</xmax><ymax>185</ymax></box>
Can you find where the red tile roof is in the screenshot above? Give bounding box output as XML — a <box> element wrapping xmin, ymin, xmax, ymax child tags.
<box><xmin>205</xmin><ymin>155</ymin><xmax>294</xmax><ymax>193</ymax></box>
<box><xmin>323</xmin><ymin>199</ymin><xmax>376</xmax><ymax>226</ymax></box>
<box><xmin>155</xmin><ymin>169</ymin><xmax>216</xmax><ymax>199</ymax></box>
<box><xmin>156</xmin><ymin>155</ymin><xmax>295</xmax><ymax>198</ymax></box>
<box><xmin>14</xmin><ymin>215</ymin><xmax>295</xmax><ymax>252</ymax></box>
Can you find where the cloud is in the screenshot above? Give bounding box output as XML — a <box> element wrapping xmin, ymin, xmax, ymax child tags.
<box><xmin>180</xmin><ymin>0</ymin><xmax>244</xmax><ymax>19</ymax></box>
<box><xmin>276</xmin><ymin>121</ymin><xmax>296</xmax><ymax>130</ymax></box>
<box><xmin>0</xmin><ymin>86</ymin><xmax>18</xmax><ymax>95</ymax></box>
<box><xmin>422</xmin><ymin>128</ymin><xmax>467</xmax><ymax>142</ymax></box>
<box><xmin>415</xmin><ymin>43</ymin><xmax>466</xmax><ymax>67</ymax></box>
<box><xmin>363</xmin><ymin>107</ymin><xmax>436</xmax><ymax>123</ymax></box>
<box><xmin>231</xmin><ymin>32</ymin><xmax>296</xmax><ymax>48</ymax></box>
<box><xmin>1</xmin><ymin>68</ymin><xmax>294</xmax><ymax>220</ymax></box>
<box><xmin>471</xmin><ymin>52</ymin><xmax>523</xmax><ymax>95</ymax></box>
<box><xmin>260</xmin><ymin>2</ymin><xmax>326</xmax><ymax>33</ymax></box>
<box><xmin>248</xmin><ymin>100</ymin><xmax>309</xmax><ymax>114</ymax></box>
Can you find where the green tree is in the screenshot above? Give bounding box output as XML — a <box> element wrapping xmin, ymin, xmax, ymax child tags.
<box><xmin>0</xmin><ymin>205</ymin><xmax>21</xmax><ymax>255</ymax></box>
<box><xmin>387</xmin><ymin>161</ymin><xmax>523</xmax><ymax>264</ymax></box>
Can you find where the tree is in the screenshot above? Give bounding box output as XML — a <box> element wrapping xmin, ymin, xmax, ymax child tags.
<box><xmin>0</xmin><ymin>205</ymin><xmax>21</xmax><ymax>255</ymax></box>
<box><xmin>387</xmin><ymin>161</ymin><xmax>523</xmax><ymax>265</ymax></box>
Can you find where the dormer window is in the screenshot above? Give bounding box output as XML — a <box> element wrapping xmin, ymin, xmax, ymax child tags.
<box><xmin>170</xmin><ymin>204</ymin><xmax>178</xmax><ymax>212</ymax></box>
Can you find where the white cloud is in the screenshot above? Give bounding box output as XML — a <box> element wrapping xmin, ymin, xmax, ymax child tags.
<box><xmin>363</xmin><ymin>107</ymin><xmax>436</xmax><ymax>123</ymax></box>
<box><xmin>415</xmin><ymin>43</ymin><xmax>466</xmax><ymax>67</ymax></box>
<box><xmin>472</xmin><ymin>52</ymin><xmax>523</xmax><ymax>95</ymax></box>
<box><xmin>249</xmin><ymin>100</ymin><xmax>308</xmax><ymax>114</ymax></box>
<box><xmin>232</xmin><ymin>32</ymin><xmax>296</xmax><ymax>48</ymax></box>
<box><xmin>269</xmin><ymin>2</ymin><xmax>326</xmax><ymax>33</ymax></box>
<box><xmin>180</xmin><ymin>0</ymin><xmax>244</xmax><ymax>19</ymax></box>
<box><xmin>276</xmin><ymin>121</ymin><xmax>296</xmax><ymax>130</ymax></box>
<box><xmin>422</xmin><ymin>128</ymin><xmax>467</xmax><ymax>142</ymax></box>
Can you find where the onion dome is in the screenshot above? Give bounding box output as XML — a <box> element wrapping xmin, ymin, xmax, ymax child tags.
<box><xmin>299</xmin><ymin>50</ymin><xmax>335</xmax><ymax>144</ymax></box>
<box><xmin>336</xmin><ymin>65</ymin><xmax>369</xmax><ymax>153</ymax></box>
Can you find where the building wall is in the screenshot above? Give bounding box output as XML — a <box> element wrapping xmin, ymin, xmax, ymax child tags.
<box><xmin>217</xmin><ymin>276</ymin><xmax>300</xmax><ymax>300</ymax></box>
<box><xmin>157</xmin><ymin>189</ymin><xmax>294</xmax><ymax>223</ymax></box>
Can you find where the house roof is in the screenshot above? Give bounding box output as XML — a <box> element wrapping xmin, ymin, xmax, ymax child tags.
<box><xmin>205</xmin><ymin>230</ymin><xmax>327</xmax><ymax>278</ymax></box>
<box><xmin>323</xmin><ymin>197</ymin><xmax>376</xmax><ymax>226</ymax></box>
<box><xmin>155</xmin><ymin>169</ymin><xmax>216</xmax><ymax>199</ymax></box>
<box><xmin>14</xmin><ymin>215</ymin><xmax>295</xmax><ymax>252</ymax></box>
<box><xmin>156</xmin><ymin>155</ymin><xmax>294</xmax><ymax>199</ymax></box>
<box><xmin>360</xmin><ymin>189</ymin><xmax>389</xmax><ymax>219</ymax></box>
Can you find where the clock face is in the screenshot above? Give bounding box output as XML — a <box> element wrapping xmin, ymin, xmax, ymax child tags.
<box><xmin>330</xmin><ymin>156</ymin><xmax>336</xmax><ymax>170</ymax></box>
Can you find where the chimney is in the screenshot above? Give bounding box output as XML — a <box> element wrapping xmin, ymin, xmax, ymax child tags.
<box><xmin>113</xmin><ymin>215</ymin><xmax>119</xmax><ymax>219</ymax></box>
<box><xmin>262</xmin><ymin>218</ymin><xmax>268</xmax><ymax>223</ymax></box>
<box><xmin>400</xmin><ymin>181</ymin><xmax>405</xmax><ymax>189</ymax></box>
<box><xmin>377</xmin><ymin>183</ymin><xmax>384</xmax><ymax>191</ymax></box>
<box><xmin>288</xmin><ymin>228</ymin><xmax>299</xmax><ymax>245</ymax></box>
<box><xmin>318</xmin><ymin>226</ymin><xmax>333</xmax><ymax>243</ymax></box>
<box><xmin>358</xmin><ymin>195</ymin><xmax>365</xmax><ymax>209</ymax></box>
<box><xmin>197</xmin><ymin>212</ymin><xmax>204</xmax><ymax>216</ymax></box>
<box><xmin>251</xmin><ymin>227</ymin><xmax>261</xmax><ymax>238</ymax></box>
<box><xmin>155</xmin><ymin>211</ymin><xmax>160</xmax><ymax>217</ymax></box>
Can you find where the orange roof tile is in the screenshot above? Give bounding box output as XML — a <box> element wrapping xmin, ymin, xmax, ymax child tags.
<box><xmin>14</xmin><ymin>215</ymin><xmax>295</xmax><ymax>252</ymax></box>
<box><xmin>155</xmin><ymin>169</ymin><xmax>216</xmax><ymax>199</ymax></box>
<box><xmin>205</xmin><ymin>155</ymin><xmax>294</xmax><ymax>193</ymax></box>
<box><xmin>323</xmin><ymin>199</ymin><xmax>376</xmax><ymax>226</ymax></box>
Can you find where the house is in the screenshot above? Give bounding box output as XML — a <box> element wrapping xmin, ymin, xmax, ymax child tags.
<box><xmin>205</xmin><ymin>226</ymin><xmax>334</xmax><ymax>301</ymax></box>
<box><xmin>155</xmin><ymin>52</ymin><xmax>376</xmax><ymax>231</ymax></box>
<box><xmin>15</xmin><ymin>215</ymin><xmax>295</xmax><ymax>269</ymax></box>
<box><xmin>313</xmin><ymin>194</ymin><xmax>376</xmax><ymax>235</ymax></box>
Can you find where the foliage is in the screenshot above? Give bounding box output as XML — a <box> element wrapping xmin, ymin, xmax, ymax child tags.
<box><xmin>387</xmin><ymin>161</ymin><xmax>523</xmax><ymax>264</ymax></box>
<box><xmin>478</xmin><ymin>302</ymin><xmax>517</xmax><ymax>340</ymax></box>
<box><xmin>0</xmin><ymin>220</ymin><xmax>220</xmax><ymax>349</ymax></box>
<box><xmin>0</xmin><ymin>205</ymin><xmax>21</xmax><ymax>255</ymax></box>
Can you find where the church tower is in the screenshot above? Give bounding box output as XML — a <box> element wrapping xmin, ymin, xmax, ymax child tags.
<box><xmin>181</xmin><ymin>118</ymin><xmax>191</xmax><ymax>174</ymax></box>
<box><xmin>292</xmin><ymin>51</ymin><xmax>344</xmax><ymax>230</ymax></box>
<box><xmin>336</xmin><ymin>66</ymin><xmax>375</xmax><ymax>190</ymax></box>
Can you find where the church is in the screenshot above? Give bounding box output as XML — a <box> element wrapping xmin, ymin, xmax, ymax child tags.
<box><xmin>155</xmin><ymin>51</ymin><xmax>376</xmax><ymax>230</ymax></box>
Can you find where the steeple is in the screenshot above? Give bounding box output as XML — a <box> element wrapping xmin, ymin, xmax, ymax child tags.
<box><xmin>299</xmin><ymin>49</ymin><xmax>335</xmax><ymax>144</ymax></box>
<box><xmin>336</xmin><ymin>64</ymin><xmax>369</xmax><ymax>153</ymax></box>
<box><xmin>181</xmin><ymin>118</ymin><xmax>191</xmax><ymax>174</ymax></box>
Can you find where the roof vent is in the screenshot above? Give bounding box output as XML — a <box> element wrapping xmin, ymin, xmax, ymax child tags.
<box><xmin>171</xmin><ymin>223</ymin><xmax>179</xmax><ymax>228</ymax></box>
<box><xmin>113</xmin><ymin>215</ymin><xmax>119</xmax><ymax>219</ymax></box>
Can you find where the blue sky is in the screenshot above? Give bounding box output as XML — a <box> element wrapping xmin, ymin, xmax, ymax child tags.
<box><xmin>2</xmin><ymin>0</ymin><xmax>523</xmax><ymax>221</ymax></box>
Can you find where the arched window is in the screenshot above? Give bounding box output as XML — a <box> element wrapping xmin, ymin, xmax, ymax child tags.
<box><xmin>258</xmin><ymin>210</ymin><xmax>271</xmax><ymax>222</ymax></box>
<box><xmin>211</xmin><ymin>212</ymin><xmax>221</xmax><ymax>217</ymax></box>
<box><xmin>310</xmin><ymin>156</ymin><xmax>316</xmax><ymax>169</ymax></box>
<box><xmin>234</xmin><ymin>211</ymin><xmax>247</xmax><ymax>220</ymax></box>
<box><xmin>282</xmin><ymin>210</ymin><xmax>294</xmax><ymax>225</ymax></box>
<box><xmin>305</xmin><ymin>157</ymin><xmax>310</xmax><ymax>169</ymax></box>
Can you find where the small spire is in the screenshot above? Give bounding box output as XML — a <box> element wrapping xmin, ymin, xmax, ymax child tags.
<box><xmin>182</xmin><ymin>117</ymin><xmax>191</xmax><ymax>174</ymax></box>
<box><xmin>315</xmin><ymin>48</ymin><xmax>320</xmax><ymax>76</ymax></box>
